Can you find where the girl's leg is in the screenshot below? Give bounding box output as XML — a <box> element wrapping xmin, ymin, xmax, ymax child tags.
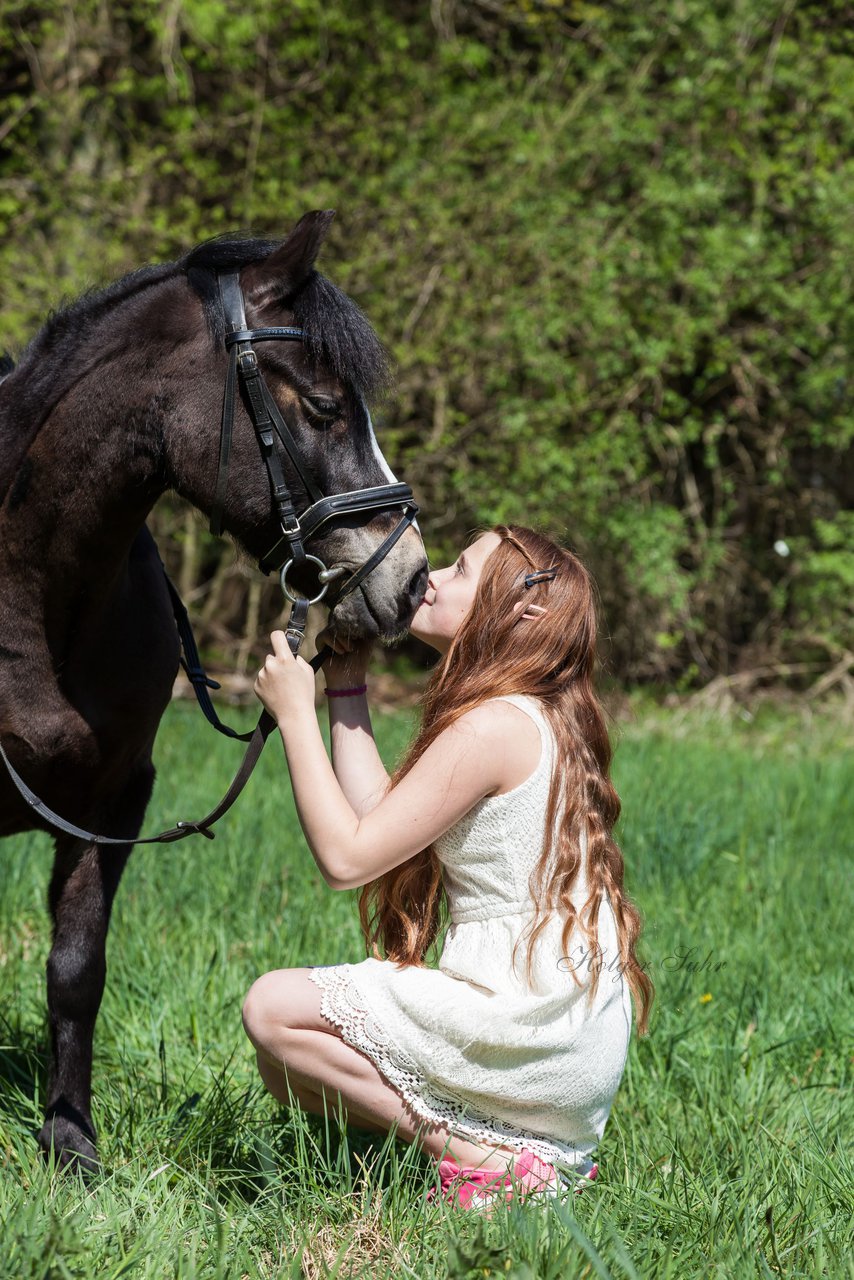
<box><xmin>243</xmin><ymin>967</ymin><xmax>519</xmax><ymax>1173</ymax></box>
<box><xmin>254</xmin><ymin>1049</ymin><xmax>389</xmax><ymax>1135</ymax></box>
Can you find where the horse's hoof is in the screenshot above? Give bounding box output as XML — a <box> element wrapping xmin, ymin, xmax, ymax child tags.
<box><xmin>38</xmin><ymin>1114</ymin><xmax>100</xmax><ymax>1180</ymax></box>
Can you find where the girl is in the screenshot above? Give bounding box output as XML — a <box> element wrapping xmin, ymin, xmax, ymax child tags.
<box><xmin>245</xmin><ymin>525</ymin><xmax>653</xmax><ymax>1209</ymax></box>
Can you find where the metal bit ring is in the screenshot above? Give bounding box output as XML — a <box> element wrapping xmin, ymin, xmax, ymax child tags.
<box><xmin>280</xmin><ymin>556</ymin><xmax>330</xmax><ymax>605</ymax></box>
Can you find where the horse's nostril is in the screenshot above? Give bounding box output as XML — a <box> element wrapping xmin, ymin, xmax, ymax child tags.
<box><xmin>408</xmin><ymin>563</ymin><xmax>429</xmax><ymax>604</ymax></box>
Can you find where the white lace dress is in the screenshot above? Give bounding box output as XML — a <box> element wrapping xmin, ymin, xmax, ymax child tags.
<box><xmin>307</xmin><ymin>694</ymin><xmax>633</xmax><ymax>1175</ymax></box>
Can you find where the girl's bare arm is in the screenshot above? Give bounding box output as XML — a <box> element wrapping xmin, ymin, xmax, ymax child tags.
<box><xmin>254</xmin><ymin>631</ymin><xmax>540</xmax><ymax>892</ymax></box>
<box><xmin>327</xmin><ymin>693</ymin><xmax>390</xmax><ymax>817</ymax></box>
<box><xmin>319</xmin><ymin>635</ymin><xmax>389</xmax><ymax>817</ymax></box>
<box><xmin>278</xmin><ymin>698</ymin><xmax>540</xmax><ymax>891</ymax></box>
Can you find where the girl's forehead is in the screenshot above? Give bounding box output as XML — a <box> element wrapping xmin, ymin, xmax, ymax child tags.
<box><xmin>466</xmin><ymin>531</ymin><xmax>502</xmax><ymax>564</ymax></box>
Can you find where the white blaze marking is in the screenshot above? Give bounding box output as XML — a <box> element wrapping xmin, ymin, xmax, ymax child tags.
<box><xmin>365</xmin><ymin>405</ymin><xmax>398</xmax><ymax>483</ymax></box>
<box><xmin>364</xmin><ymin>402</ymin><xmax>421</xmax><ymax>535</ymax></box>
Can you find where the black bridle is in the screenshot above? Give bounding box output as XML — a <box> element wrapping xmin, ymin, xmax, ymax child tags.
<box><xmin>211</xmin><ymin>271</ymin><xmax>418</xmax><ymax>604</ymax></box>
<box><xmin>0</xmin><ymin>270</ymin><xmax>422</xmax><ymax>846</ymax></box>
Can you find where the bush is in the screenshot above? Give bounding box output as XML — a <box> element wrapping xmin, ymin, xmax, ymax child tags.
<box><xmin>1</xmin><ymin>0</ymin><xmax>851</xmax><ymax>683</ymax></box>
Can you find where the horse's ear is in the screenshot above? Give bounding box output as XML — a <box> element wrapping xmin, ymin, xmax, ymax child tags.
<box><xmin>243</xmin><ymin>210</ymin><xmax>336</xmax><ymax>306</ymax></box>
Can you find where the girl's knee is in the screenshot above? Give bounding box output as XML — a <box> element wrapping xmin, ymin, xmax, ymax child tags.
<box><xmin>242</xmin><ymin>971</ymin><xmax>284</xmax><ymax>1048</ymax></box>
<box><xmin>242</xmin><ymin>967</ymin><xmax>320</xmax><ymax>1049</ymax></box>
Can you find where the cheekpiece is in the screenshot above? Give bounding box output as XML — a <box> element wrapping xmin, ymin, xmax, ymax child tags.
<box><xmin>524</xmin><ymin>568</ymin><xmax>558</xmax><ymax>588</ymax></box>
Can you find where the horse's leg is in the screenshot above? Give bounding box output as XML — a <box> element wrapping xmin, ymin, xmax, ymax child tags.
<box><xmin>38</xmin><ymin>762</ymin><xmax>154</xmax><ymax>1175</ymax></box>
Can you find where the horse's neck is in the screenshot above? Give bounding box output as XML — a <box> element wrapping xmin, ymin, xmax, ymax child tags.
<box><xmin>0</xmin><ymin>356</ymin><xmax>167</xmax><ymax>643</ymax></box>
<box><xmin>0</xmin><ymin>365</ymin><xmax>71</xmax><ymax>504</ymax></box>
<box><xmin>0</xmin><ymin>279</ymin><xmax>199</xmax><ymax>753</ymax></box>
<box><xmin>0</xmin><ymin>270</ymin><xmax>179</xmax><ymax>503</ymax></box>
<box><xmin>0</xmin><ymin>276</ymin><xmax>204</xmax><ymax>605</ymax></box>
<box><xmin>0</xmin><ymin>387</ymin><xmax>175</xmax><ymax>751</ymax></box>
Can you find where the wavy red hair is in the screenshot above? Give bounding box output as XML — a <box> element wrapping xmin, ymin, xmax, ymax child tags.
<box><xmin>357</xmin><ymin>525</ymin><xmax>654</xmax><ymax>1036</ymax></box>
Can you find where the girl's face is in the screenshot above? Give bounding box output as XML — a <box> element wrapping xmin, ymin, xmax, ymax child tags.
<box><xmin>409</xmin><ymin>531</ymin><xmax>502</xmax><ymax>654</ymax></box>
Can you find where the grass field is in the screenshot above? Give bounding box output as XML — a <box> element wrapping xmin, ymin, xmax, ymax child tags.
<box><xmin>1</xmin><ymin>699</ymin><xmax>851</xmax><ymax>1279</ymax></box>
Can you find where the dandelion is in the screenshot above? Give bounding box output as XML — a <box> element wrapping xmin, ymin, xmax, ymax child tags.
<box><xmin>699</xmin><ymin>992</ymin><xmax>713</xmax><ymax>1004</ymax></box>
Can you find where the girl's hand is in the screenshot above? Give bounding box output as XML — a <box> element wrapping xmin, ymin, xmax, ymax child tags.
<box><xmin>254</xmin><ymin>630</ymin><xmax>317</xmax><ymax>724</ymax></box>
<box><xmin>316</xmin><ymin>627</ymin><xmax>374</xmax><ymax>690</ymax></box>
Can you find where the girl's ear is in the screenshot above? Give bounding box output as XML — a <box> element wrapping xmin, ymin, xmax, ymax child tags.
<box><xmin>512</xmin><ymin>602</ymin><xmax>549</xmax><ymax>622</ymax></box>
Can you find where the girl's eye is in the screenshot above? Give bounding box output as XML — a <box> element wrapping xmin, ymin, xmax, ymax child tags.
<box><xmin>455</xmin><ymin>562</ymin><xmax>463</xmax><ymax>575</ymax></box>
<box><xmin>301</xmin><ymin>395</ymin><xmax>341</xmax><ymax>423</ymax></box>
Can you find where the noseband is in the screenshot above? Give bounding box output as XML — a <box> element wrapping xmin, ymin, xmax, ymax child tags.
<box><xmin>210</xmin><ymin>272</ymin><xmax>418</xmax><ymax>612</ymax></box>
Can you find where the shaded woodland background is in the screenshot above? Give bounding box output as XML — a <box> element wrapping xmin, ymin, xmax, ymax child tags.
<box><xmin>1</xmin><ymin>0</ymin><xmax>852</xmax><ymax>692</ymax></box>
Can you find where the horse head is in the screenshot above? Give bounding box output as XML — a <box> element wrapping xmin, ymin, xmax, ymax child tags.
<box><xmin>169</xmin><ymin>212</ymin><xmax>428</xmax><ymax>641</ymax></box>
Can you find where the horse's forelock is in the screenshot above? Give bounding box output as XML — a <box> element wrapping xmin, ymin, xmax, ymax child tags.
<box><xmin>182</xmin><ymin>235</ymin><xmax>390</xmax><ymax>404</ymax></box>
<box><xmin>183</xmin><ymin>234</ymin><xmax>279</xmax><ymax>345</ymax></box>
<box><xmin>292</xmin><ymin>272</ymin><xmax>390</xmax><ymax>403</ymax></box>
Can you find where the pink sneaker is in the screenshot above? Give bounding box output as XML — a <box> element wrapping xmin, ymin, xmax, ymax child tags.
<box><xmin>427</xmin><ymin>1148</ymin><xmax>597</xmax><ymax>1211</ymax></box>
<box><xmin>572</xmin><ymin>1159</ymin><xmax>599</xmax><ymax>1194</ymax></box>
<box><xmin>512</xmin><ymin>1149</ymin><xmax>562</xmax><ymax>1199</ymax></box>
<box><xmin>426</xmin><ymin>1157</ymin><xmax>513</xmax><ymax>1210</ymax></box>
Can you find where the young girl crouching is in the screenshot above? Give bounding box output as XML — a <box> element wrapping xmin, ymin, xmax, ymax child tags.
<box><xmin>244</xmin><ymin>524</ymin><xmax>653</xmax><ymax>1209</ymax></box>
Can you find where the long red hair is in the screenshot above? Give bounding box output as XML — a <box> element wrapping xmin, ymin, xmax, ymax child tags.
<box><xmin>358</xmin><ymin>525</ymin><xmax>654</xmax><ymax>1036</ymax></box>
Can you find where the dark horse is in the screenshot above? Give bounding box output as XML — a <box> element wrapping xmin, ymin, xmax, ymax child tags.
<box><xmin>0</xmin><ymin>211</ymin><xmax>427</xmax><ymax>1173</ymax></box>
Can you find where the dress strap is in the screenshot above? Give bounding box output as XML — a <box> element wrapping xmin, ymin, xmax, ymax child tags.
<box><xmin>490</xmin><ymin>695</ymin><xmax>555</xmax><ymax>769</ymax></box>
<box><xmin>491</xmin><ymin>693</ymin><xmax>548</xmax><ymax>726</ymax></box>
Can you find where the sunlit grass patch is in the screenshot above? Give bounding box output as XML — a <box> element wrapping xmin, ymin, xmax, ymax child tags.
<box><xmin>1</xmin><ymin>702</ymin><xmax>851</xmax><ymax>1278</ymax></box>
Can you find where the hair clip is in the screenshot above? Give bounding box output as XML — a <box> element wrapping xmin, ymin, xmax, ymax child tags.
<box><xmin>524</xmin><ymin>568</ymin><xmax>558</xmax><ymax>588</ymax></box>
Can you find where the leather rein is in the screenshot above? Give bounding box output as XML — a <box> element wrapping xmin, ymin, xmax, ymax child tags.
<box><xmin>0</xmin><ymin>270</ymin><xmax>419</xmax><ymax>846</ymax></box>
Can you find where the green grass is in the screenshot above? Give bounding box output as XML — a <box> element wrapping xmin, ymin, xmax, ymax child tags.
<box><xmin>1</xmin><ymin>700</ymin><xmax>851</xmax><ymax>1278</ymax></box>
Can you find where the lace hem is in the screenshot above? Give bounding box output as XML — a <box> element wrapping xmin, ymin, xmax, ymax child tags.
<box><xmin>307</xmin><ymin>963</ymin><xmax>596</xmax><ymax>1176</ymax></box>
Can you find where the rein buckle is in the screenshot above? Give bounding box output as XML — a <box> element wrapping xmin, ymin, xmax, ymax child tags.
<box><xmin>279</xmin><ymin>513</ymin><xmax>302</xmax><ymax>537</ymax></box>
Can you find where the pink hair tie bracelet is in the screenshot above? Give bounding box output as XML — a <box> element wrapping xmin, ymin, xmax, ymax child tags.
<box><xmin>324</xmin><ymin>684</ymin><xmax>368</xmax><ymax>698</ymax></box>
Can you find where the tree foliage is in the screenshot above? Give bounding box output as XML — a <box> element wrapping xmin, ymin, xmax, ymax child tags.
<box><xmin>1</xmin><ymin>0</ymin><xmax>851</xmax><ymax>685</ymax></box>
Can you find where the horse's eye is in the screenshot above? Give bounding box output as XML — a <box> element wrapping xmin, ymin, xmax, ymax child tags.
<box><xmin>301</xmin><ymin>395</ymin><xmax>341</xmax><ymax>423</ymax></box>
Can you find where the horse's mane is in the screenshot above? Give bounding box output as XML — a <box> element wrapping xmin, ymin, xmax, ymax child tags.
<box><xmin>14</xmin><ymin>262</ymin><xmax>178</xmax><ymax>373</ymax></box>
<box><xmin>0</xmin><ymin>234</ymin><xmax>389</xmax><ymax>498</ymax></box>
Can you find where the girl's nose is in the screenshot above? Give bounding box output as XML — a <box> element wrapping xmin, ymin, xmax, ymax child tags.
<box><xmin>431</xmin><ymin>562</ymin><xmax>455</xmax><ymax>585</ymax></box>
